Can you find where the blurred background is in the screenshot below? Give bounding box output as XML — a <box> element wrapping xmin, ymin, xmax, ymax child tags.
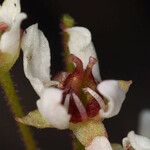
<box><xmin>0</xmin><ymin>0</ymin><xmax>150</xmax><ymax>149</ymax></box>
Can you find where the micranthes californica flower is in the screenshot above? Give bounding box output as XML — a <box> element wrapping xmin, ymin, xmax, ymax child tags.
<box><xmin>123</xmin><ymin>131</ymin><xmax>150</xmax><ymax>150</ymax></box>
<box><xmin>18</xmin><ymin>24</ymin><xmax>132</xmax><ymax>150</ymax></box>
<box><xmin>0</xmin><ymin>0</ymin><xmax>27</xmax><ymax>73</ymax></box>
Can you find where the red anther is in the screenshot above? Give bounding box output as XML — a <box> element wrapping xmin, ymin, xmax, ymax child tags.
<box><xmin>0</xmin><ymin>22</ymin><xmax>8</xmax><ymax>31</ymax></box>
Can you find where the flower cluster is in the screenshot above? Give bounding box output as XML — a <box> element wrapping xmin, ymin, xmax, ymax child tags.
<box><xmin>1</xmin><ymin>0</ymin><xmax>150</xmax><ymax>149</ymax></box>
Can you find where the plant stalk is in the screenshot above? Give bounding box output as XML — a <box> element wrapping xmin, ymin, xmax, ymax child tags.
<box><xmin>0</xmin><ymin>72</ymin><xmax>37</xmax><ymax>150</ymax></box>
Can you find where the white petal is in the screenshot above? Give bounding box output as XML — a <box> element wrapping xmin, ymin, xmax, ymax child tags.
<box><xmin>0</xmin><ymin>0</ymin><xmax>27</xmax><ymax>55</ymax></box>
<box><xmin>85</xmin><ymin>136</ymin><xmax>112</xmax><ymax>150</ymax></box>
<box><xmin>97</xmin><ymin>80</ymin><xmax>132</xmax><ymax>118</ymax></box>
<box><xmin>123</xmin><ymin>131</ymin><xmax>150</xmax><ymax>150</ymax></box>
<box><xmin>37</xmin><ymin>88</ymin><xmax>71</xmax><ymax>129</ymax></box>
<box><xmin>138</xmin><ymin>110</ymin><xmax>150</xmax><ymax>139</ymax></box>
<box><xmin>22</xmin><ymin>24</ymin><xmax>51</xmax><ymax>95</ymax></box>
<box><xmin>0</xmin><ymin>13</ymin><xmax>27</xmax><ymax>54</ymax></box>
<box><xmin>0</xmin><ymin>0</ymin><xmax>21</xmax><ymax>25</ymax></box>
<box><xmin>66</xmin><ymin>26</ymin><xmax>101</xmax><ymax>81</ymax></box>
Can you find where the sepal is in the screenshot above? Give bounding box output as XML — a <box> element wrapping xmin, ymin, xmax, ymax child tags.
<box><xmin>16</xmin><ymin>110</ymin><xmax>52</xmax><ymax>129</ymax></box>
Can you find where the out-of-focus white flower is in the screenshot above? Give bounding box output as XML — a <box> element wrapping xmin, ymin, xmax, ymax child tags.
<box><xmin>123</xmin><ymin>131</ymin><xmax>150</xmax><ymax>150</ymax></box>
<box><xmin>0</xmin><ymin>0</ymin><xmax>27</xmax><ymax>72</ymax></box>
<box><xmin>138</xmin><ymin>110</ymin><xmax>150</xmax><ymax>139</ymax></box>
<box><xmin>85</xmin><ymin>136</ymin><xmax>112</xmax><ymax>150</ymax></box>
<box><xmin>66</xmin><ymin>27</ymin><xmax>101</xmax><ymax>81</ymax></box>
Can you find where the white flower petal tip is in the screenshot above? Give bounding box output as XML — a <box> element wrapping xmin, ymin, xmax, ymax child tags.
<box><xmin>97</xmin><ymin>80</ymin><xmax>132</xmax><ymax>118</ymax></box>
<box><xmin>0</xmin><ymin>0</ymin><xmax>27</xmax><ymax>21</ymax></box>
<box><xmin>0</xmin><ymin>0</ymin><xmax>27</xmax><ymax>27</ymax></box>
<box><xmin>0</xmin><ymin>12</ymin><xmax>27</xmax><ymax>55</ymax></box>
<box><xmin>85</xmin><ymin>136</ymin><xmax>112</xmax><ymax>150</ymax></box>
<box><xmin>21</xmin><ymin>24</ymin><xmax>51</xmax><ymax>96</ymax></box>
<box><xmin>66</xmin><ymin>27</ymin><xmax>91</xmax><ymax>52</ymax></box>
<box><xmin>0</xmin><ymin>0</ymin><xmax>27</xmax><ymax>54</ymax></box>
<box><xmin>122</xmin><ymin>131</ymin><xmax>150</xmax><ymax>150</ymax></box>
<box><xmin>37</xmin><ymin>88</ymin><xmax>71</xmax><ymax>129</ymax></box>
<box><xmin>138</xmin><ymin>110</ymin><xmax>150</xmax><ymax>139</ymax></box>
<box><xmin>66</xmin><ymin>26</ymin><xmax>101</xmax><ymax>81</ymax></box>
<box><xmin>0</xmin><ymin>0</ymin><xmax>21</xmax><ymax>14</ymax></box>
<box><xmin>15</xmin><ymin>12</ymin><xmax>27</xmax><ymax>23</ymax></box>
<box><xmin>119</xmin><ymin>80</ymin><xmax>132</xmax><ymax>92</ymax></box>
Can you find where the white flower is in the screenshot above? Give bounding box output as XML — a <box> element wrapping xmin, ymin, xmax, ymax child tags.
<box><xmin>122</xmin><ymin>131</ymin><xmax>150</xmax><ymax>150</ymax></box>
<box><xmin>66</xmin><ymin>27</ymin><xmax>101</xmax><ymax>81</ymax></box>
<box><xmin>0</xmin><ymin>0</ymin><xmax>27</xmax><ymax>72</ymax></box>
<box><xmin>22</xmin><ymin>24</ymin><xmax>131</xmax><ymax>140</ymax></box>
<box><xmin>85</xmin><ymin>136</ymin><xmax>112</xmax><ymax>150</ymax></box>
<box><xmin>21</xmin><ymin>23</ymin><xmax>132</xmax><ymax>130</ymax></box>
<box><xmin>21</xmin><ymin>23</ymin><xmax>133</xmax><ymax>149</ymax></box>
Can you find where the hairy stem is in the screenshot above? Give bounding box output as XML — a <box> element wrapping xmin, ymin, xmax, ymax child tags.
<box><xmin>0</xmin><ymin>72</ymin><xmax>37</xmax><ymax>150</ymax></box>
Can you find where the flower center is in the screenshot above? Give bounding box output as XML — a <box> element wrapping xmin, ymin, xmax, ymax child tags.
<box><xmin>54</xmin><ymin>54</ymin><xmax>104</xmax><ymax>123</ymax></box>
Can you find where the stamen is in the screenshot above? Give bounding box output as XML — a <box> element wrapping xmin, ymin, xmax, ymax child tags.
<box><xmin>64</xmin><ymin>94</ymin><xmax>71</xmax><ymax>110</ymax></box>
<box><xmin>72</xmin><ymin>93</ymin><xmax>87</xmax><ymax>120</ymax></box>
<box><xmin>83</xmin><ymin>87</ymin><xmax>106</xmax><ymax>111</ymax></box>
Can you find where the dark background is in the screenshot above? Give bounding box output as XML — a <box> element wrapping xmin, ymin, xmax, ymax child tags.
<box><xmin>0</xmin><ymin>0</ymin><xmax>150</xmax><ymax>149</ymax></box>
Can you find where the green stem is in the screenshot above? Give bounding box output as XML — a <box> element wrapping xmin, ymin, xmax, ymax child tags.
<box><xmin>61</xmin><ymin>14</ymin><xmax>75</xmax><ymax>72</ymax></box>
<box><xmin>0</xmin><ymin>72</ymin><xmax>37</xmax><ymax>150</ymax></box>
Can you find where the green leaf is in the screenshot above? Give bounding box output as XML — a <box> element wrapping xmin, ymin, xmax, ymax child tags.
<box><xmin>16</xmin><ymin>110</ymin><xmax>52</xmax><ymax>129</ymax></box>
